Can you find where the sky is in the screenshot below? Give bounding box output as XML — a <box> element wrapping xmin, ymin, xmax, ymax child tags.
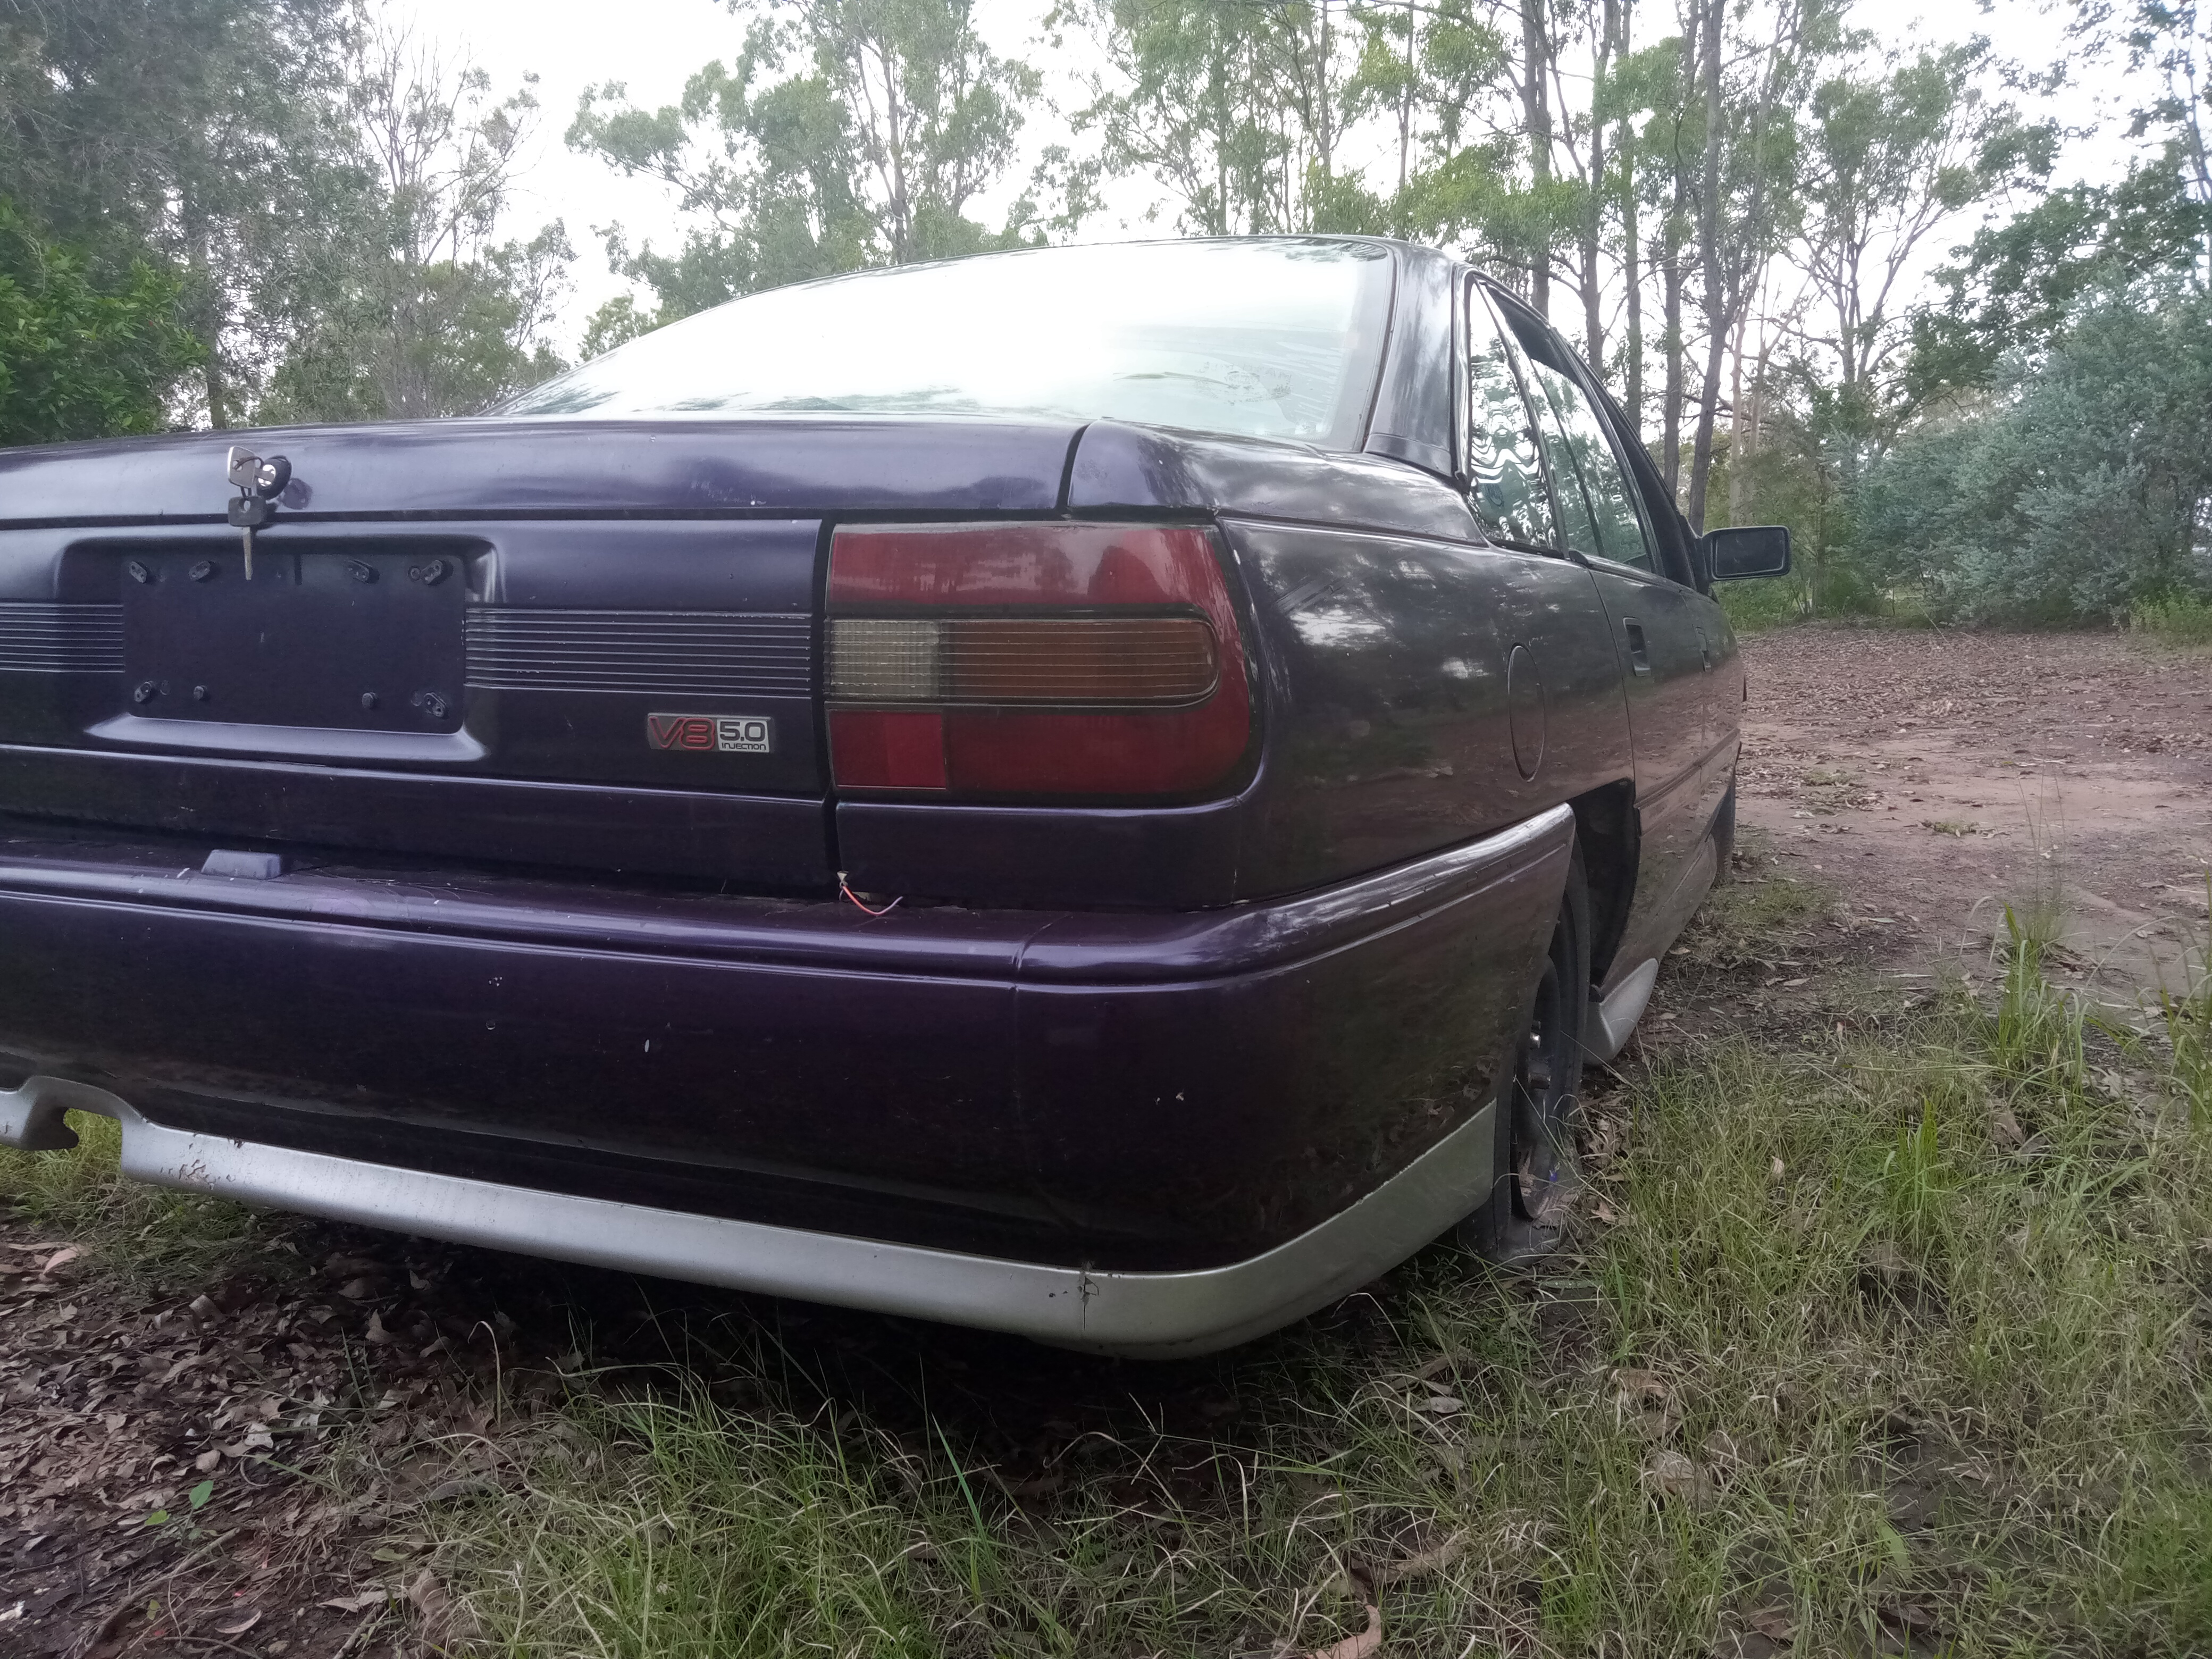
<box><xmin>389</xmin><ymin>0</ymin><xmax>2136</xmax><ymax>358</ymax></box>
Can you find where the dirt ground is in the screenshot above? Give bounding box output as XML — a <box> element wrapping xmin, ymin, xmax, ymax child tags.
<box><xmin>4</xmin><ymin>625</ymin><xmax>2209</xmax><ymax>1656</ymax></box>
<box><xmin>1731</xmin><ymin>625</ymin><xmax>2212</xmax><ymax>996</ymax></box>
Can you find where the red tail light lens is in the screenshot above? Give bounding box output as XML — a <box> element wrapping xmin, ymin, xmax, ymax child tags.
<box><xmin>826</xmin><ymin>523</ymin><xmax>1253</xmax><ymax>798</ymax></box>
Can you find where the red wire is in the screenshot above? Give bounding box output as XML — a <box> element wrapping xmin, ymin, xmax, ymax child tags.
<box><xmin>839</xmin><ymin>877</ymin><xmax>902</xmax><ymax>917</ymax></box>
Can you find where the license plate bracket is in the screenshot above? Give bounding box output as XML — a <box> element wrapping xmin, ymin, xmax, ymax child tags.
<box><xmin>120</xmin><ymin>543</ymin><xmax>468</xmax><ymax>732</ymax></box>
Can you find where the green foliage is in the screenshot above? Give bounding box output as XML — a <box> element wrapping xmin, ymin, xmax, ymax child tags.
<box><xmin>1857</xmin><ymin>283</ymin><xmax>2212</xmax><ymax>624</ymax></box>
<box><xmin>255</xmin><ymin>18</ymin><xmax>574</xmax><ymax>423</ymax></box>
<box><xmin>2132</xmin><ymin>590</ymin><xmax>2212</xmax><ymax>645</ymax></box>
<box><xmin>1907</xmin><ymin>167</ymin><xmax>2211</xmax><ymax>401</ymax></box>
<box><xmin>569</xmin><ymin>0</ymin><xmax>1042</xmax><ymax>323</ymax></box>
<box><xmin>0</xmin><ymin>0</ymin><xmax>361</xmax><ymax>426</ymax></box>
<box><xmin>1059</xmin><ymin>0</ymin><xmax>1372</xmax><ymax>238</ymax></box>
<box><xmin>0</xmin><ymin>202</ymin><xmax>203</xmax><ymax>445</ymax></box>
<box><xmin>1795</xmin><ymin>41</ymin><xmax>2050</xmax><ymax>443</ymax></box>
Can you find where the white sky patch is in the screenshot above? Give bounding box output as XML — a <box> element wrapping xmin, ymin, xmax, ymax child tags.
<box><xmin>394</xmin><ymin>0</ymin><xmax>2151</xmax><ymax>359</ymax></box>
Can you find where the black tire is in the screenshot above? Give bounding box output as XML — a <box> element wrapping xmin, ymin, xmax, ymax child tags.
<box><xmin>1468</xmin><ymin>841</ymin><xmax>1592</xmax><ymax>1264</ymax></box>
<box><xmin>1712</xmin><ymin>773</ymin><xmax>1738</xmax><ymax>880</ymax></box>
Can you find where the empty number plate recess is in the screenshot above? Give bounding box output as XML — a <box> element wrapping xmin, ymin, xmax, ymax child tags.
<box><xmin>118</xmin><ymin>544</ymin><xmax>471</xmax><ymax>732</ymax></box>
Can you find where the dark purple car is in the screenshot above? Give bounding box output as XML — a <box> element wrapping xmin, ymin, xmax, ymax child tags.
<box><xmin>0</xmin><ymin>239</ymin><xmax>1787</xmax><ymax>1355</ymax></box>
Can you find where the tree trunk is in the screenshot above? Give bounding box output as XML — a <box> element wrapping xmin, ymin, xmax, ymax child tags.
<box><xmin>1685</xmin><ymin>0</ymin><xmax>1725</xmax><ymax>533</ymax></box>
<box><xmin>1397</xmin><ymin>0</ymin><xmax>1415</xmax><ymax>194</ymax></box>
<box><xmin>1727</xmin><ymin>301</ymin><xmax>1749</xmax><ymax>526</ymax></box>
<box><xmin>1660</xmin><ymin>213</ymin><xmax>1683</xmax><ymax>495</ymax></box>
<box><xmin>1521</xmin><ymin>0</ymin><xmax>1552</xmax><ymax>316</ymax></box>
<box><xmin>1660</xmin><ymin>22</ymin><xmax>1695</xmax><ymax>496</ymax></box>
<box><xmin>1613</xmin><ymin>0</ymin><xmax>1641</xmax><ymax>438</ymax></box>
<box><xmin>181</xmin><ymin>188</ymin><xmax>228</xmax><ymax>429</ymax></box>
<box><xmin>1581</xmin><ymin>18</ymin><xmax>1608</xmax><ymax>372</ymax></box>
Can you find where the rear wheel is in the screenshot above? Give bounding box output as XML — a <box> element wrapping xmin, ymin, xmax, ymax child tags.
<box><xmin>1468</xmin><ymin>843</ymin><xmax>1591</xmax><ymax>1263</ymax></box>
<box><xmin>1712</xmin><ymin>773</ymin><xmax>1738</xmax><ymax>878</ymax></box>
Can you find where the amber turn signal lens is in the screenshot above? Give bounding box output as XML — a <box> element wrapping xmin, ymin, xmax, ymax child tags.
<box><xmin>828</xmin><ymin>615</ymin><xmax>1219</xmax><ymax>707</ymax></box>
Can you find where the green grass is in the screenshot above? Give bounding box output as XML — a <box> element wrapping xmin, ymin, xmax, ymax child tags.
<box><xmin>2130</xmin><ymin>591</ymin><xmax>2212</xmax><ymax>647</ymax></box>
<box><xmin>408</xmin><ymin>931</ymin><xmax>2211</xmax><ymax>1657</ymax></box>
<box><xmin>0</xmin><ymin>1108</ymin><xmax>267</xmax><ymax>1287</ymax></box>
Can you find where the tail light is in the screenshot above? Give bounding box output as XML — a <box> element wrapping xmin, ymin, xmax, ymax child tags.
<box><xmin>826</xmin><ymin>522</ymin><xmax>1253</xmax><ymax>798</ymax></box>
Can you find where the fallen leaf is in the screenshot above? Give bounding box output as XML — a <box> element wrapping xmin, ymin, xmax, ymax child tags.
<box><xmin>1745</xmin><ymin>1604</ymin><xmax>1794</xmax><ymax>1640</ymax></box>
<box><xmin>1376</xmin><ymin>1531</ymin><xmax>1465</xmax><ymax>1583</ymax></box>
<box><xmin>365</xmin><ymin>1311</ymin><xmax>392</xmax><ymax>1345</ymax></box>
<box><xmin>38</xmin><ymin>1246</ymin><xmax>82</xmax><ymax>1278</ymax></box>
<box><xmin>187</xmin><ymin>1294</ymin><xmax>219</xmax><ymax>1322</ymax></box>
<box><xmin>214</xmin><ymin>1609</ymin><xmax>262</xmax><ymax>1636</ymax></box>
<box><xmin>1641</xmin><ymin>1447</ymin><xmax>1709</xmax><ymax>1505</ymax></box>
<box><xmin>1988</xmin><ymin>1109</ymin><xmax>2025</xmax><ymax>1150</ymax></box>
<box><xmin>1767</xmin><ymin>1157</ymin><xmax>1786</xmax><ymax>1184</ymax></box>
<box><xmin>1612</xmin><ymin>1369</ymin><xmax>1682</xmax><ymax>1442</ymax></box>
<box><xmin>337</xmin><ymin>1277</ymin><xmax>379</xmax><ymax>1301</ymax></box>
<box><xmin>1412</xmin><ymin>1351</ymin><xmax>1474</xmax><ymax>1382</ymax></box>
<box><xmin>1304</xmin><ymin>1602</ymin><xmax>1381</xmax><ymax>1659</ymax></box>
<box><xmin>318</xmin><ymin>1591</ymin><xmax>388</xmax><ymax>1614</ymax></box>
<box><xmin>102</xmin><ymin>1412</ymin><xmax>126</xmax><ymax>1432</ymax></box>
<box><xmin>1702</xmin><ymin>1428</ymin><xmax>1748</xmax><ymax>1473</ymax></box>
<box><xmin>1423</xmin><ymin>1394</ymin><xmax>1464</xmax><ymax>1413</ymax></box>
<box><xmin>407</xmin><ymin>1568</ymin><xmax>477</xmax><ymax>1644</ymax></box>
<box><xmin>194</xmin><ymin>1449</ymin><xmax>221</xmax><ymax>1473</ymax></box>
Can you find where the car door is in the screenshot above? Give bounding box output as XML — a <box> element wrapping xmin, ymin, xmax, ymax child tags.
<box><xmin>1459</xmin><ymin>285</ymin><xmax>1634</xmax><ymax>828</ymax></box>
<box><xmin>1480</xmin><ymin>292</ymin><xmax>1722</xmax><ymax>968</ymax></box>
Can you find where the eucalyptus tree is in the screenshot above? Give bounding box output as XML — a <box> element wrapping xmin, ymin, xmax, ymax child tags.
<box><xmin>1792</xmin><ymin>40</ymin><xmax>2046</xmax><ymax>465</ymax></box>
<box><xmin>1058</xmin><ymin>0</ymin><xmax>1364</xmax><ymax>235</ymax></box>
<box><xmin>2076</xmin><ymin>0</ymin><xmax>2209</xmax><ymax>274</ymax></box>
<box><xmin>258</xmin><ymin>10</ymin><xmax>574</xmax><ymax>421</ymax></box>
<box><xmin>1680</xmin><ymin>0</ymin><xmax>1832</xmax><ymax>530</ymax></box>
<box><xmin>0</xmin><ymin>0</ymin><xmax>358</xmax><ymax>425</ymax></box>
<box><xmin>569</xmin><ymin>0</ymin><xmax>1040</xmax><ymax>331</ymax></box>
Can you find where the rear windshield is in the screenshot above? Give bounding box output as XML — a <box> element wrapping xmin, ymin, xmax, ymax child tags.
<box><xmin>500</xmin><ymin>239</ymin><xmax>1395</xmax><ymax>449</ymax></box>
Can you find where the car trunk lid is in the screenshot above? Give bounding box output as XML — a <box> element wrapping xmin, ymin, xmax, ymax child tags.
<box><xmin>0</xmin><ymin>418</ymin><xmax>1082</xmax><ymax>887</ymax></box>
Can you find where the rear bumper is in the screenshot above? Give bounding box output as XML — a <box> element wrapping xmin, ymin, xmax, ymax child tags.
<box><xmin>2</xmin><ymin>1071</ymin><xmax>1497</xmax><ymax>1357</ymax></box>
<box><xmin>0</xmin><ymin>803</ymin><xmax>1571</xmax><ymax>1347</ymax></box>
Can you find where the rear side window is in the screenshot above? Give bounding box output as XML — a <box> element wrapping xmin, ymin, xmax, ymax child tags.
<box><xmin>1521</xmin><ymin>361</ymin><xmax>1654</xmax><ymax>571</ymax></box>
<box><xmin>1464</xmin><ymin>289</ymin><xmax>1559</xmax><ymax>548</ymax></box>
<box><xmin>1489</xmin><ymin>307</ymin><xmax>1655</xmax><ymax>573</ymax></box>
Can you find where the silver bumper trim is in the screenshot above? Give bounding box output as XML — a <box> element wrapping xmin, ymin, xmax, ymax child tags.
<box><xmin>1587</xmin><ymin>957</ymin><xmax>1658</xmax><ymax>1063</ymax></box>
<box><xmin>5</xmin><ymin>1079</ymin><xmax>1496</xmax><ymax>1358</ymax></box>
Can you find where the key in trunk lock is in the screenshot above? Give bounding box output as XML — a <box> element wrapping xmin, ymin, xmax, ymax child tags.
<box><xmin>224</xmin><ymin>447</ymin><xmax>292</xmax><ymax>580</ymax></box>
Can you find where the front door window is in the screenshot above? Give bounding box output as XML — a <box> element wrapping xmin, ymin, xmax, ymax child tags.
<box><xmin>1464</xmin><ymin>288</ymin><xmax>1560</xmax><ymax>550</ymax></box>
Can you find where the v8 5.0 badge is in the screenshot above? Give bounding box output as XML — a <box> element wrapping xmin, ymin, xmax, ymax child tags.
<box><xmin>647</xmin><ymin>714</ymin><xmax>774</xmax><ymax>754</ymax></box>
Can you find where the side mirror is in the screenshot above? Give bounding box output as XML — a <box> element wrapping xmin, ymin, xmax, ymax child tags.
<box><xmin>1705</xmin><ymin>524</ymin><xmax>1791</xmax><ymax>581</ymax></box>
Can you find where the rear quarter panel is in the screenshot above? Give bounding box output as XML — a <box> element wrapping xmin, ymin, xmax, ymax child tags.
<box><xmin>1227</xmin><ymin>521</ymin><xmax>1634</xmax><ymax>897</ymax></box>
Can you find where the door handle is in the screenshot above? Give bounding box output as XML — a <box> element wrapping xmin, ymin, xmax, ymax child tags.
<box><xmin>1624</xmin><ymin>620</ymin><xmax>1652</xmax><ymax>676</ymax></box>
